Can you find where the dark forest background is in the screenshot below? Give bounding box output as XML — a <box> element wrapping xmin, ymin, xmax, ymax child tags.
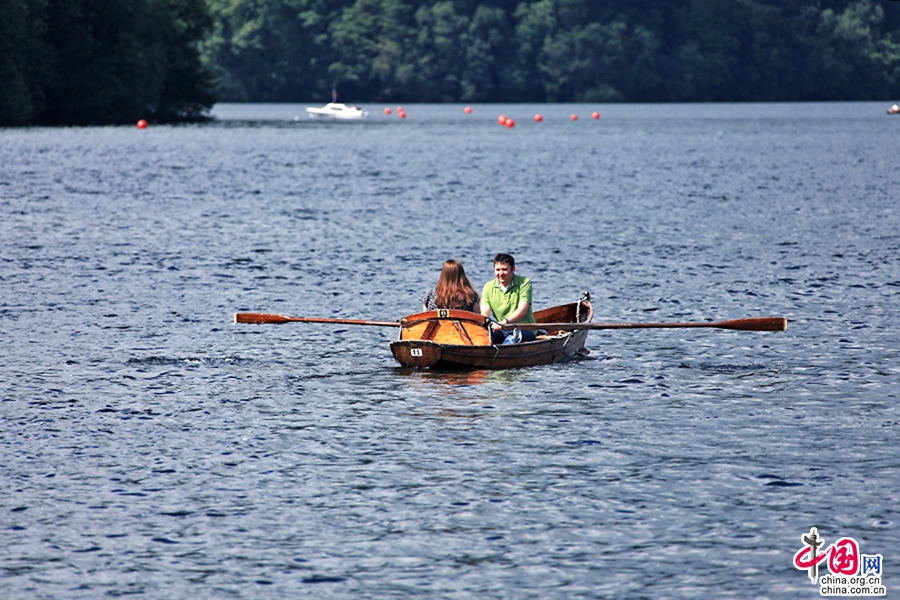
<box><xmin>3</xmin><ymin>0</ymin><xmax>900</xmax><ymax>125</ymax></box>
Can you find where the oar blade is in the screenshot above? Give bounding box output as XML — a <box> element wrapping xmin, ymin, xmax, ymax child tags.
<box><xmin>716</xmin><ymin>317</ymin><xmax>787</xmax><ymax>332</ymax></box>
<box><xmin>234</xmin><ymin>313</ymin><xmax>292</xmax><ymax>324</ymax></box>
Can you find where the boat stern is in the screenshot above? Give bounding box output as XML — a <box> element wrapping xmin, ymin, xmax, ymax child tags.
<box><xmin>390</xmin><ymin>340</ymin><xmax>444</xmax><ymax>368</ymax></box>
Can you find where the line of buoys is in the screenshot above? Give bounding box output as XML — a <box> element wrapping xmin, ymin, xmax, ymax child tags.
<box><xmin>502</xmin><ymin>112</ymin><xmax>602</xmax><ymax>126</ymax></box>
<box><xmin>375</xmin><ymin>108</ymin><xmax>601</xmax><ymax>124</ymax></box>
<box><xmin>136</xmin><ymin>119</ymin><xmax>147</xmax><ymax>129</ymax></box>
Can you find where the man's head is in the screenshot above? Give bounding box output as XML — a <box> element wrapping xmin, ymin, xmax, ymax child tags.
<box><xmin>493</xmin><ymin>253</ymin><xmax>515</xmax><ymax>287</ymax></box>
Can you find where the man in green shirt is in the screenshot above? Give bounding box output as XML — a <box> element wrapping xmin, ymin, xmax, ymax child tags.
<box><xmin>480</xmin><ymin>253</ymin><xmax>537</xmax><ymax>344</ymax></box>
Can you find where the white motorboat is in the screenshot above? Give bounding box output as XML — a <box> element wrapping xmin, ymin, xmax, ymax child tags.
<box><xmin>888</xmin><ymin>104</ymin><xmax>900</xmax><ymax>115</ymax></box>
<box><xmin>305</xmin><ymin>102</ymin><xmax>368</xmax><ymax>120</ymax></box>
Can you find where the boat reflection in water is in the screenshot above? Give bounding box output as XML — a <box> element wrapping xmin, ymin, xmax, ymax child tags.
<box><xmin>397</xmin><ymin>368</ymin><xmax>509</xmax><ymax>421</ymax></box>
<box><xmin>402</xmin><ymin>369</ymin><xmax>492</xmax><ymax>387</ymax></box>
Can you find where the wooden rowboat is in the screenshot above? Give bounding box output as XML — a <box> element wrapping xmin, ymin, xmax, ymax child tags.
<box><xmin>234</xmin><ymin>295</ymin><xmax>786</xmax><ymax>369</ymax></box>
<box><xmin>390</xmin><ymin>294</ymin><xmax>593</xmax><ymax>369</ymax></box>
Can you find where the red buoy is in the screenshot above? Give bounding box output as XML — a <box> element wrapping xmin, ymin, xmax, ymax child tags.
<box><xmin>398</xmin><ymin>110</ymin><xmax>406</xmax><ymax>118</ymax></box>
<box><xmin>592</xmin><ymin>111</ymin><xmax>600</xmax><ymax>119</ymax></box>
<box><xmin>534</xmin><ymin>114</ymin><xmax>543</xmax><ymax>122</ymax></box>
<box><xmin>384</xmin><ymin>107</ymin><xmax>392</xmax><ymax>115</ymax></box>
<box><xmin>571</xmin><ymin>114</ymin><xmax>578</xmax><ymax>121</ymax></box>
<box><xmin>136</xmin><ymin>119</ymin><xmax>147</xmax><ymax>129</ymax></box>
<box><xmin>498</xmin><ymin>115</ymin><xmax>506</xmax><ymax>125</ymax></box>
<box><xmin>464</xmin><ymin>106</ymin><xmax>472</xmax><ymax>114</ymax></box>
<box><xmin>505</xmin><ymin>118</ymin><xmax>515</xmax><ymax>128</ymax></box>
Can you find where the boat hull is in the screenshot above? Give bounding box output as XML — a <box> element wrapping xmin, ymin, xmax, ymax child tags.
<box><xmin>305</xmin><ymin>103</ymin><xmax>367</xmax><ymax>120</ymax></box>
<box><xmin>390</xmin><ymin>298</ymin><xmax>592</xmax><ymax>369</ymax></box>
<box><xmin>306</xmin><ymin>112</ymin><xmax>366</xmax><ymax>120</ymax></box>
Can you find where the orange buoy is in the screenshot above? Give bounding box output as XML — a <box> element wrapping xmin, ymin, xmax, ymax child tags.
<box><xmin>571</xmin><ymin>114</ymin><xmax>578</xmax><ymax>121</ymax></box>
<box><xmin>592</xmin><ymin>111</ymin><xmax>600</xmax><ymax>119</ymax></box>
<box><xmin>505</xmin><ymin>118</ymin><xmax>515</xmax><ymax>128</ymax></box>
<box><xmin>136</xmin><ymin>119</ymin><xmax>147</xmax><ymax>129</ymax></box>
<box><xmin>534</xmin><ymin>114</ymin><xmax>543</xmax><ymax>122</ymax></box>
<box><xmin>464</xmin><ymin>106</ymin><xmax>472</xmax><ymax>114</ymax></box>
<box><xmin>498</xmin><ymin>115</ymin><xmax>506</xmax><ymax>125</ymax></box>
<box><xmin>384</xmin><ymin>107</ymin><xmax>392</xmax><ymax>115</ymax></box>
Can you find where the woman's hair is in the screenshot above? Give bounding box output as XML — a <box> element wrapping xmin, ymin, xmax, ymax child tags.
<box><xmin>434</xmin><ymin>259</ymin><xmax>479</xmax><ymax>309</ymax></box>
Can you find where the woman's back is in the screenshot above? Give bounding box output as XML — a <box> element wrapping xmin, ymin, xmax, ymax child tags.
<box><xmin>422</xmin><ymin>288</ymin><xmax>478</xmax><ymax>312</ymax></box>
<box><xmin>423</xmin><ymin>259</ymin><xmax>480</xmax><ymax>313</ymax></box>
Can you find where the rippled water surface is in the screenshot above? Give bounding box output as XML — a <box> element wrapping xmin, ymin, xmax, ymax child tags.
<box><xmin>2</xmin><ymin>102</ymin><xmax>899</xmax><ymax>598</ymax></box>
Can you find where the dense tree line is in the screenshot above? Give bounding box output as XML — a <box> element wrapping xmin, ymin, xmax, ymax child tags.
<box><xmin>3</xmin><ymin>0</ymin><xmax>900</xmax><ymax>125</ymax></box>
<box><xmin>1</xmin><ymin>0</ymin><xmax>217</xmax><ymax>125</ymax></box>
<box><xmin>203</xmin><ymin>0</ymin><xmax>900</xmax><ymax>103</ymax></box>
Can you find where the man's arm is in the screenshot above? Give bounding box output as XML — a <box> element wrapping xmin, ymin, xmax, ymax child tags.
<box><xmin>502</xmin><ymin>301</ymin><xmax>531</xmax><ymax>325</ymax></box>
<box><xmin>503</xmin><ymin>277</ymin><xmax>532</xmax><ymax>324</ymax></box>
<box><xmin>480</xmin><ymin>281</ymin><xmax>492</xmax><ymax>318</ymax></box>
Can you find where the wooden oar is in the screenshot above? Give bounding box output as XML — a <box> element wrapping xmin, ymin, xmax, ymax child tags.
<box><xmin>503</xmin><ymin>316</ymin><xmax>787</xmax><ymax>332</ymax></box>
<box><xmin>235</xmin><ymin>312</ymin><xmax>787</xmax><ymax>332</ymax></box>
<box><xmin>234</xmin><ymin>313</ymin><xmax>399</xmax><ymax>327</ymax></box>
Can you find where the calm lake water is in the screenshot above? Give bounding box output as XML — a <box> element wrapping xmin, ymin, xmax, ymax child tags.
<box><xmin>2</xmin><ymin>102</ymin><xmax>899</xmax><ymax>598</ymax></box>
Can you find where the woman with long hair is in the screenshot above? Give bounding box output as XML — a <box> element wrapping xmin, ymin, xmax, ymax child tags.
<box><xmin>422</xmin><ymin>259</ymin><xmax>480</xmax><ymax>312</ymax></box>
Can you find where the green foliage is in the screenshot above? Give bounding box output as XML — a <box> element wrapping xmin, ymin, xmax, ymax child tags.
<box><xmin>202</xmin><ymin>0</ymin><xmax>344</xmax><ymax>101</ymax></box>
<box><xmin>155</xmin><ymin>0</ymin><xmax>219</xmax><ymax>120</ymax></box>
<box><xmin>198</xmin><ymin>0</ymin><xmax>900</xmax><ymax>103</ymax></box>
<box><xmin>413</xmin><ymin>1</ymin><xmax>468</xmax><ymax>101</ymax></box>
<box><xmin>811</xmin><ymin>0</ymin><xmax>900</xmax><ymax>99</ymax></box>
<box><xmin>1</xmin><ymin>0</ymin><xmax>217</xmax><ymax>125</ymax></box>
<box><xmin>460</xmin><ymin>5</ymin><xmax>514</xmax><ymax>101</ymax></box>
<box><xmin>4</xmin><ymin>0</ymin><xmax>900</xmax><ymax>122</ymax></box>
<box><xmin>0</xmin><ymin>0</ymin><xmax>52</xmax><ymax>125</ymax></box>
<box><xmin>329</xmin><ymin>0</ymin><xmax>414</xmax><ymax>100</ymax></box>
